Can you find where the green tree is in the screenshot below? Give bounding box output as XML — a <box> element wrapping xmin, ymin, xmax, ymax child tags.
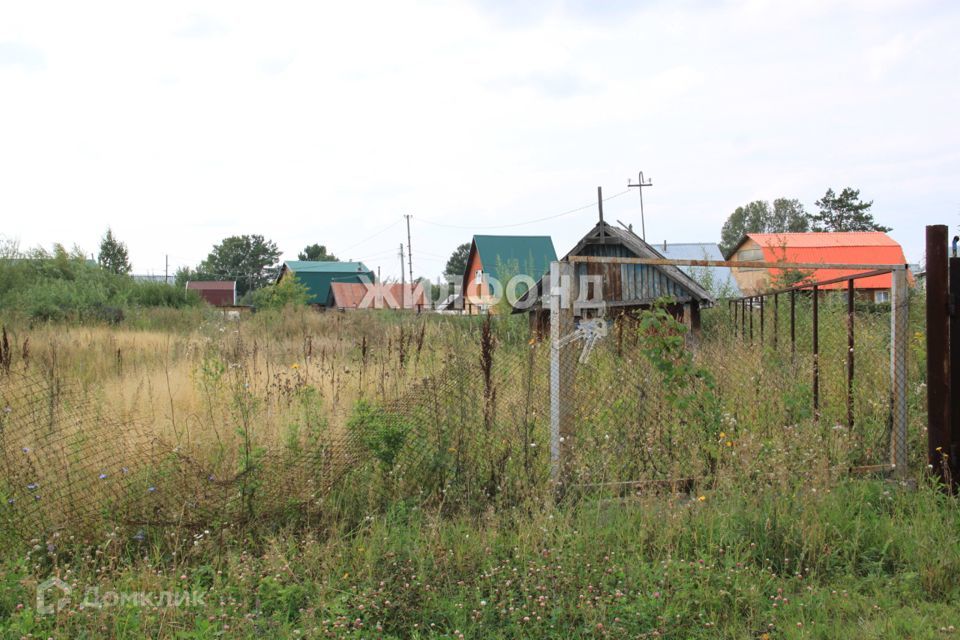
<box><xmin>719</xmin><ymin>199</ymin><xmax>809</xmax><ymax>256</ymax></box>
<box><xmin>197</xmin><ymin>234</ymin><xmax>281</xmax><ymax>296</ymax></box>
<box><xmin>809</xmin><ymin>187</ymin><xmax>891</xmax><ymax>232</ymax></box>
<box><xmin>97</xmin><ymin>228</ymin><xmax>132</xmax><ymax>275</ymax></box>
<box><xmin>251</xmin><ymin>274</ymin><xmax>310</xmax><ymax>309</ymax></box>
<box><xmin>173</xmin><ymin>265</ymin><xmax>196</xmax><ymax>288</ymax></box>
<box><xmin>444</xmin><ymin>242</ymin><xmax>471</xmax><ymax>279</ymax></box>
<box><xmin>298</xmin><ymin>244</ymin><xmax>338</xmax><ymax>261</ymax></box>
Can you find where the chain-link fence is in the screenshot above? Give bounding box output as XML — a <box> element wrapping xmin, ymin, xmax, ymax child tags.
<box><xmin>0</xmin><ymin>264</ymin><xmax>915</xmax><ymax>541</ymax></box>
<box><xmin>0</xmin><ymin>369</ymin><xmax>364</xmax><ymax>541</ymax></box>
<box><xmin>549</xmin><ymin>263</ymin><xmax>913</xmax><ymax>493</ymax></box>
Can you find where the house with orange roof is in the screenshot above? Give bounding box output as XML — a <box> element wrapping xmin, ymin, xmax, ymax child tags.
<box><xmin>726</xmin><ymin>232</ymin><xmax>910</xmax><ymax>302</ymax></box>
<box><xmin>328</xmin><ymin>281</ymin><xmax>428</xmax><ymax>311</ymax></box>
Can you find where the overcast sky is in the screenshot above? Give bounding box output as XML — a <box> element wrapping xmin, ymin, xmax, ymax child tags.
<box><xmin>1</xmin><ymin>0</ymin><xmax>957</xmax><ymax>279</ymax></box>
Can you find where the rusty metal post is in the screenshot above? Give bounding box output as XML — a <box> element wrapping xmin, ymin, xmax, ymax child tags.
<box><xmin>790</xmin><ymin>289</ymin><xmax>796</xmax><ymax>358</ymax></box>
<box><xmin>927</xmin><ymin>226</ymin><xmax>950</xmax><ymax>484</ymax></box>
<box><xmin>749</xmin><ymin>297</ymin><xmax>754</xmax><ymax>343</ymax></box>
<box><xmin>773</xmin><ymin>293</ymin><xmax>779</xmax><ymax>348</ymax></box>
<box><xmin>813</xmin><ymin>285</ymin><xmax>819</xmax><ymax>420</ymax></box>
<box><xmin>847</xmin><ymin>278</ymin><xmax>855</xmax><ymax>430</ymax></box>
<box><xmin>950</xmin><ymin>257</ymin><xmax>960</xmax><ymax>487</ymax></box>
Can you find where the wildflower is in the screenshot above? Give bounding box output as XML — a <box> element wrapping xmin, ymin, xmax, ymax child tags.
<box><xmin>99</xmin><ymin>473</ymin><xmax>108</xmax><ymax>480</ymax></box>
<box><xmin>147</xmin><ymin>486</ymin><xmax>156</xmax><ymax>493</ymax></box>
<box><xmin>3</xmin><ymin>406</ymin><xmax>11</xmax><ymax>414</ymax></box>
<box><xmin>7</xmin><ymin>498</ymin><xmax>14</xmax><ymax>505</ymax></box>
<box><xmin>719</xmin><ymin>432</ymin><xmax>726</xmax><ymax>439</ymax></box>
<box><xmin>725</xmin><ymin>441</ymin><xmax>733</xmax><ymax>447</ymax></box>
<box><xmin>291</xmin><ymin>363</ymin><xmax>300</xmax><ymax>370</ymax></box>
<box><xmin>27</xmin><ymin>483</ymin><xmax>38</xmax><ymax>491</ymax></box>
<box><xmin>697</xmin><ymin>495</ymin><xmax>706</xmax><ymax>502</ymax></box>
<box><xmin>21</xmin><ymin>447</ymin><xmax>29</xmax><ymax>454</ymax></box>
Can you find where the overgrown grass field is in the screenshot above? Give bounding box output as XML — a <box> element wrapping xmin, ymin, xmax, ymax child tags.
<box><xmin>0</xmin><ymin>299</ymin><xmax>956</xmax><ymax>639</ymax></box>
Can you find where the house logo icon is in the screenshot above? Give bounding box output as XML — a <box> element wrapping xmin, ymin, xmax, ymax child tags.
<box><xmin>36</xmin><ymin>577</ymin><xmax>71</xmax><ymax>615</ymax></box>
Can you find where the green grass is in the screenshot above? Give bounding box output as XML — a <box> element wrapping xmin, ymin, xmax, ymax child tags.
<box><xmin>1</xmin><ymin>478</ymin><xmax>958</xmax><ymax>638</ymax></box>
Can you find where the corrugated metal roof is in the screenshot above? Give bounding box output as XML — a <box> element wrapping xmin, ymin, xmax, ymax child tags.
<box><xmin>744</xmin><ymin>232</ymin><xmax>908</xmax><ymax>290</ymax></box>
<box><xmin>186</xmin><ymin>281</ymin><xmax>236</xmax><ymax>290</ymax></box>
<box><xmin>472</xmin><ymin>235</ymin><xmax>557</xmax><ymax>284</ymax></box>
<box><xmin>281</xmin><ymin>261</ymin><xmax>375</xmax><ymax>304</ymax></box>
<box><xmin>282</xmin><ymin>260</ymin><xmax>371</xmax><ymax>273</ymax></box>
<box><xmin>329</xmin><ymin>282</ymin><xmax>428</xmax><ymax>310</ymax></box>
<box><xmin>746</xmin><ymin>232</ymin><xmax>900</xmax><ymax>248</ymax></box>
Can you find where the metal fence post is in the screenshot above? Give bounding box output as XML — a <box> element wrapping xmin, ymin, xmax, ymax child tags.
<box><xmin>760</xmin><ymin>295</ymin><xmax>765</xmax><ymax>343</ymax></box>
<box><xmin>550</xmin><ymin>261</ymin><xmax>562</xmax><ymax>486</ymax></box>
<box><xmin>847</xmin><ymin>279</ymin><xmax>855</xmax><ymax>430</ymax></box>
<box><xmin>950</xmin><ymin>257</ymin><xmax>960</xmax><ymax>488</ymax></box>
<box><xmin>790</xmin><ymin>290</ymin><xmax>796</xmax><ymax>358</ymax></box>
<box><xmin>550</xmin><ymin>260</ymin><xmax>576</xmax><ymax>493</ymax></box>
<box><xmin>925</xmin><ymin>225</ymin><xmax>949</xmax><ymax>483</ymax></box>
<box><xmin>890</xmin><ymin>267</ymin><xmax>909</xmax><ymax>478</ymax></box>
<box><xmin>813</xmin><ymin>285</ymin><xmax>819</xmax><ymax>420</ymax></box>
<box><xmin>773</xmin><ymin>293</ymin><xmax>779</xmax><ymax>348</ymax></box>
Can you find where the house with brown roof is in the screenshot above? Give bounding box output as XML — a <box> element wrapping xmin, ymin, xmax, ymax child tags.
<box><xmin>186</xmin><ymin>280</ymin><xmax>236</xmax><ymax>306</ymax></box>
<box><xmin>726</xmin><ymin>232</ymin><xmax>910</xmax><ymax>301</ymax></box>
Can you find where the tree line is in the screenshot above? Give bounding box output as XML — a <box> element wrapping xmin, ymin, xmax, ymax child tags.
<box><xmin>719</xmin><ymin>187</ymin><xmax>890</xmax><ymax>256</ymax></box>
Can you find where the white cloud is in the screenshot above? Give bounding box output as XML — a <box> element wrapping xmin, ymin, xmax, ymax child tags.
<box><xmin>0</xmin><ymin>0</ymin><xmax>956</xmax><ymax>276</ymax></box>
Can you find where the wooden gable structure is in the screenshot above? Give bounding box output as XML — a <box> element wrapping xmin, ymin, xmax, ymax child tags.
<box><xmin>519</xmin><ymin>221</ymin><xmax>715</xmax><ymax>331</ymax></box>
<box><xmin>566</xmin><ymin>221</ymin><xmax>714</xmax><ymax>308</ymax></box>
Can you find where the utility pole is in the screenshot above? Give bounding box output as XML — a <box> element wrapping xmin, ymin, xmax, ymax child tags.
<box><xmin>399</xmin><ymin>243</ymin><xmax>406</xmax><ymax>309</ymax></box>
<box><xmin>597</xmin><ymin>186</ymin><xmax>606</xmax><ymax>242</ymax></box>
<box><xmin>627</xmin><ymin>171</ymin><xmax>653</xmax><ymax>241</ymax></box>
<box><xmin>165</xmin><ymin>254</ymin><xmax>169</xmax><ymax>285</ymax></box>
<box><xmin>404</xmin><ymin>214</ymin><xmax>414</xmax><ymax>289</ymax></box>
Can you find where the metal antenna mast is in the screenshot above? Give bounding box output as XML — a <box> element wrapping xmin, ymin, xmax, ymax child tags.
<box><xmin>627</xmin><ymin>171</ymin><xmax>653</xmax><ymax>241</ymax></box>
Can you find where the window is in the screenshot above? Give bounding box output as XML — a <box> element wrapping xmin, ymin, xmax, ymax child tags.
<box><xmin>875</xmin><ymin>290</ymin><xmax>890</xmax><ymax>303</ymax></box>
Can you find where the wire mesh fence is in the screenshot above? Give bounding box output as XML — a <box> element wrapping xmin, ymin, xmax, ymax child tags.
<box><xmin>553</xmin><ymin>265</ymin><xmax>913</xmax><ymax>493</ymax></box>
<box><xmin>0</xmin><ymin>268</ymin><xmax>916</xmax><ymax>543</ymax></box>
<box><xmin>0</xmin><ymin>369</ymin><xmax>365</xmax><ymax>541</ymax></box>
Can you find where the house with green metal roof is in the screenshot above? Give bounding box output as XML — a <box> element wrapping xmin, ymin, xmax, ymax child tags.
<box><xmin>462</xmin><ymin>235</ymin><xmax>557</xmax><ymax>313</ymax></box>
<box><xmin>276</xmin><ymin>260</ymin><xmax>374</xmax><ymax>306</ymax></box>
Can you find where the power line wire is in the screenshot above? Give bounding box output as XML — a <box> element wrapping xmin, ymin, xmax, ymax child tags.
<box><xmin>415</xmin><ymin>189</ymin><xmax>632</xmax><ymax>230</ymax></box>
<box><xmin>338</xmin><ymin>219</ymin><xmax>403</xmax><ymax>252</ymax></box>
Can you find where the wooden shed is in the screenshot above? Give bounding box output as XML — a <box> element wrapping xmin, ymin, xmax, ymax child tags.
<box><xmin>518</xmin><ymin>221</ymin><xmax>715</xmax><ymax>330</ymax></box>
<box><xmin>186</xmin><ymin>280</ymin><xmax>236</xmax><ymax>307</ymax></box>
